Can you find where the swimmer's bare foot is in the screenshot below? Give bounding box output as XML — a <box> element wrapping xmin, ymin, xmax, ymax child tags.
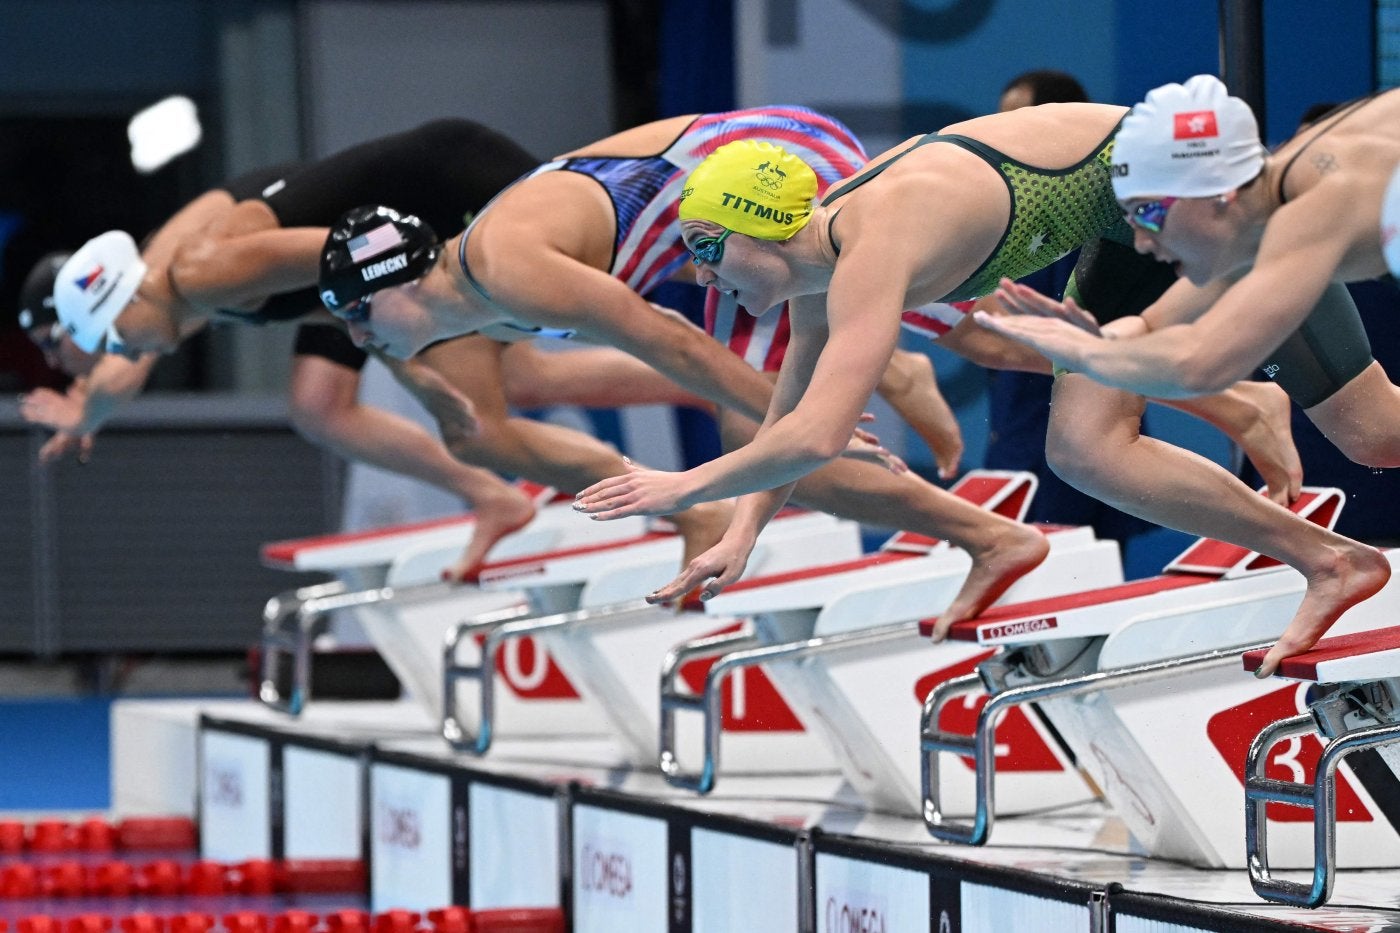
<box><xmin>441</xmin><ymin>487</ymin><xmax>538</xmax><ymax>583</ymax></box>
<box><xmin>927</xmin><ymin>523</ymin><xmax>1051</xmax><ymax>642</ymax></box>
<box><xmin>670</xmin><ymin>500</ymin><xmax>735</xmax><ymax>568</ymax></box>
<box><xmin>1234</xmin><ymin>381</ymin><xmax>1302</xmax><ymax>505</ymax></box>
<box><xmin>1253</xmin><ymin>543</ymin><xmax>1391</xmax><ymax>677</ymax></box>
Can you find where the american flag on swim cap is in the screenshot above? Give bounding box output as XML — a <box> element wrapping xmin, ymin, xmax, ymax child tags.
<box><xmin>348</xmin><ymin>223</ymin><xmax>404</xmax><ymax>262</ymax></box>
<box><xmin>611</xmin><ymin>106</ymin><xmax>868</xmax><ymax>299</ymax></box>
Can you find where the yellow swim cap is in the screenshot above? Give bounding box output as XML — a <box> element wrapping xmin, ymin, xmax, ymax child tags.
<box><xmin>679</xmin><ymin>140</ymin><xmax>818</xmax><ymax>240</ymax></box>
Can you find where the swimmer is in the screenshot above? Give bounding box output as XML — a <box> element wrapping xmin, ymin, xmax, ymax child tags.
<box><xmin>571</xmin><ymin>102</ymin><xmax>1378</xmax><ymax>665</ymax></box>
<box><xmin>317</xmin><ymin>107</ymin><xmax>1060</xmax><ymax>624</ymax></box>
<box><xmin>34</xmin><ymin>122</ymin><xmax>721</xmax><ymax>579</ymax></box>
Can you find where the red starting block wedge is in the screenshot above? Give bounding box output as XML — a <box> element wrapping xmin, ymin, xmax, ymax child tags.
<box><xmin>931</xmin><ymin>573</ymin><xmax>1212</xmax><ymax>641</ymax></box>
<box><xmin>1243</xmin><ymin>623</ymin><xmax>1400</xmax><ymax>681</ymax></box>
<box><xmin>260</xmin><ymin>482</ymin><xmax>559</xmax><ymax>569</ymax></box>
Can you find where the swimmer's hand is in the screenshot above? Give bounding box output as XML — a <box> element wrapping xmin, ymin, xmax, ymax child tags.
<box><xmin>843</xmin><ymin>428</ymin><xmax>908</xmax><ymax>474</ymax></box>
<box><xmin>574</xmin><ymin>459</ymin><xmax>696</xmax><ymax>520</ymax></box>
<box><xmin>20</xmin><ymin>386</ymin><xmax>98</xmax><ymax>464</ymax></box>
<box><xmin>38</xmin><ymin>431</ymin><xmax>96</xmax><ymax>466</ymax></box>
<box><xmin>973</xmin><ymin>280</ymin><xmax>1104</xmax><ymax>372</ymax></box>
<box><xmin>645</xmin><ymin>530</ymin><xmax>756</xmax><ymax>605</ymax></box>
<box><xmin>990</xmin><ymin>279</ymin><xmax>1102</xmax><ymax>335</ymax></box>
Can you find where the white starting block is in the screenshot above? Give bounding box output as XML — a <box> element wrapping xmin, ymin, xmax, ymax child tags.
<box><xmin>656</xmin><ymin>471</ymin><xmax>1123</xmax><ymax>820</ymax></box>
<box><xmin>441</xmin><ymin>508</ymin><xmax>865</xmax><ymax>768</ymax></box>
<box><xmin>922</xmin><ymin>488</ymin><xmax>1400</xmax><ymax>872</ymax></box>
<box><xmin>257</xmin><ymin>482</ymin><xmax>647</xmax><ymax>715</ymax></box>
<box><xmin>1241</xmin><ymin>621</ymin><xmax>1400</xmax><ymax>907</ymax></box>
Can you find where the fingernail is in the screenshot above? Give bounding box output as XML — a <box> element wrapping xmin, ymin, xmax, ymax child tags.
<box><xmin>700</xmin><ymin>590</ymin><xmax>712</xmax><ymax>601</ymax></box>
<box><xmin>1254</xmin><ymin>667</ymin><xmax>1270</xmax><ymax>679</ymax></box>
<box><xmin>572</xmin><ymin>502</ymin><xmax>585</xmax><ymax>511</ymax></box>
<box><xmin>622</xmin><ymin>456</ymin><xmax>632</xmax><ymax>464</ymax></box>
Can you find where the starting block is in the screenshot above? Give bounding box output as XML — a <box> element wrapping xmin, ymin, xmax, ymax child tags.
<box><xmin>921</xmin><ymin>488</ymin><xmax>1400</xmax><ymax>872</ymax></box>
<box><xmin>441</xmin><ymin>508</ymin><xmax>864</xmax><ymax>766</ymax></box>
<box><xmin>656</xmin><ymin>471</ymin><xmax>1123</xmax><ymax>819</ymax></box>
<box><xmin>1241</xmin><ymin>622</ymin><xmax>1400</xmax><ymax>906</ymax></box>
<box><xmin>257</xmin><ymin>483</ymin><xmax>648</xmax><ymax>715</ymax></box>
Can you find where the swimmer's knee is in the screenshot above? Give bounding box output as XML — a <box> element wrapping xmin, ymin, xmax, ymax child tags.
<box><xmin>1331</xmin><ymin>433</ymin><xmax>1400</xmax><ymax>469</ymax></box>
<box><xmin>287</xmin><ymin>392</ymin><xmax>337</xmax><ymax>442</ymax></box>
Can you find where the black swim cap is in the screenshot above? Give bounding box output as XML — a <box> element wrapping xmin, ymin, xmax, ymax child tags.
<box><xmin>17</xmin><ymin>251</ymin><xmax>73</xmax><ymax>330</ymax></box>
<box><xmin>319</xmin><ymin>205</ymin><xmax>439</xmax><ymax>313</ymax></box>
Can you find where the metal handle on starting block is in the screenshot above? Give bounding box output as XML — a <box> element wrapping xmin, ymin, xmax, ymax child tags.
<box><xmin>442</xmin><ymin>599</ymin><xmax>655</xmax><ymax>750</ymax></box>
<box><xmin>922</xmin><ymin>640</ymin><xmax>1271</xmax><ymax>846</ymax></box>
<box><xmin>919</xmin><ymin>671</ymin><xmax>992</xmax><ymax>844</ymax></box>
<box><xmin>1246</xmin><ymin>711</ymin><xmax>1400</xmax><ymax>907</ymax></box>
<box><xmin>441</xmin><ymin>601</ymin><xmax>542</xmax><ymax>753</ymax></box>
<box><xmin>258</xmin><ymin>581</ymin><xmax>351</xmax><ymax>715</ymax></box>
<box><xmin>658</xmin><ymin>627</ymin><xmax>763</xmax><ymax>793</ymax></box>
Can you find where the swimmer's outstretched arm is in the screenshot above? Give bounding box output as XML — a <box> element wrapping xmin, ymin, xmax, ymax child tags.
<box><xmin>576</xmin><ymin>251</ymin><xmax>905</xmax><ymax>515</ymax></box>
<box><xmin>644</xmin><ymin>485</ymin><xmax>794</xmax><ymax>603</ymax></box>
<box><xmin>488</xmin><ymin>252</ymin><xmax>778</xmax><ymax>422</ymax></box>
<box><xmin>981</xmin><ymin>196</ymin><xmax>1355</xmax><ymax>397</ymax></box>
<box><xmin>20</xmin><ymin>352</ymin><xmax>161</xmax><ymax>463</ymax></box>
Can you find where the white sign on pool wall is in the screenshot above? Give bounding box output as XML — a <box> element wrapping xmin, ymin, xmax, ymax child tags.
<box><xmin>199</xmin><ymin>730</ymin><xmax>271</xmax><ymax>861</ymax></box>
<box><xmin>370</xmin><ymin>763</ymin><xmax>453</xmax><ymax>912</ymax></box>
<box><xmin>572</xmin><ymin>805</ymin><xmax>668</xmax><ymax>933</ymax></box>
<box><xmin>815</xmin><ymin>852</ymin><xmax>929</xmax><ymax>933</ymax></box>
<box><xmin>690</xmin><ymin>828</ymin><xmax>797</xmax><ymax>932</ymax></box>
<box><xmin>468</xmin><ymin>783</ymin><xmax>559</xmax><ymax>909</ymax></box>
<box><xmin>283</xmin><ymin>745</ymin><xmax>362</xmax><ymax>860</ymax></box>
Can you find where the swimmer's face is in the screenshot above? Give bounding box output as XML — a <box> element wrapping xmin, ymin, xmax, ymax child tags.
<box><xmin>1122</xmin><ymin>195</ymin><xmax>1235</xmax><ymax>286</ymax></box>
<box><xmin>340</xmin><ymin>281</ymin><xmax>436</xmax><ymax>359</ymax></box>
<box><xmin>27</xmin><ymin>323</ymin><xmax>99</xmax><ymax>377</ymax></box>
<box><xmin>682</xmin><ymin>220</ymin><xmax>788</xmax><ymax>315</ymax></box>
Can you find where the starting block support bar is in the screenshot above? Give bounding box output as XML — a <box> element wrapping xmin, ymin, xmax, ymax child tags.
<box><xmin>258</xmin><ymin>580</ymin><xmax>392</xmax><ymax>715</ymax></box>
<box><xmin>1246</xmin><ymin>710</ymin><xmax>1400</xmax><ymax>907</ymax></box>
<box><xmin>658</xmin><ymin>627</ymin><xmax>767</xmax><ymax>792</ymax></box>
<box><xmin>467</xmin><ymin>598</ymin><xmax>655</xmax><ymax>755</ymax></box>
<box><xmin>921</xmin><ymin>639</ymin><xmax>1272</xmax><ymax>845</ymax></box>
<box><xmin>655</xmin><ymin>621</ymin><xmax>918</xmax><ymax>794</ymax></box>
<box><xmin>439</xmin><ymin>601</ymin><xmax>558</xmax><ymax>753</ymax></box>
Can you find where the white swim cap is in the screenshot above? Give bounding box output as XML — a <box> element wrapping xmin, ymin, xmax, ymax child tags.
<box><xmin>1382</xmin><ymin>164</ymin><xmax>1400</xmax><ymax>278</ymax></box>
<box><xmin>53</xmin><ymin>231</ymin><xmax>147</xmax><ymax>353</ymax></box>
<box><xmin>1111</xmin><ymin>74</ymin><xmax>1265</xmax><ymax>201</ymax></box>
